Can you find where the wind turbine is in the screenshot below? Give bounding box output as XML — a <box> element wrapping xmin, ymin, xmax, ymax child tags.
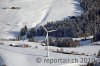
<box><xmin>42</xmin><ymin>25</ymin><xmax>57</xmax><ymax>57</ymax></box>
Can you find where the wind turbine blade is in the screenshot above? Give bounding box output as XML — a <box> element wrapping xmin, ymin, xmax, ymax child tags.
<box><xmin>48</xmin><ymin>29</ymin><xmax>57</xmax><ymax>32</ymax></box>
<box><xmin>42</xmin><ymin>25</ymin><xmax>48</xmax><ymax>32</ymax></box>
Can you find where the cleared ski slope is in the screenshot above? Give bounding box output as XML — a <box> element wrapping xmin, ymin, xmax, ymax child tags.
<box><xmin>0</xmin><ymin>0</ymin><xmax>82</xmax><ymax>39</ymax></box>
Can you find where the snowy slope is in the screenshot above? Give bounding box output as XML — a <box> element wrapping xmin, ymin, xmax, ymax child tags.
<box><xmin>0</xmin><ymin>0</ymin><xmax>52</xmax><ymax>39</ymax></box>
<box><xmin>0</xmin><ymin>0</ymin><xmax>82</xmax><ymax>39</ymax></box>
<box><xmin>37</xmin><ymin>0</ymin><xmax>82</xmax><ymax>27</ymax></box>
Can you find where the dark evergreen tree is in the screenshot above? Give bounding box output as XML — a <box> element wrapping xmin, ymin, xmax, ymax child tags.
<box><xmin>27</xmin><ymin>28</ymin><xmax>36</xmax><ymax>39</ymax></box>
<box><xmin>19</xmin><ymin>25</ymin><xmax>27</xmax><ymax>37</ymax></box>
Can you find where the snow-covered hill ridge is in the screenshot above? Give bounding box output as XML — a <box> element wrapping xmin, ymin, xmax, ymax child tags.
<box><xmin>0</xmin><ymin>0</ymin><xmax>82</xmax><ymax>39</ymax></box>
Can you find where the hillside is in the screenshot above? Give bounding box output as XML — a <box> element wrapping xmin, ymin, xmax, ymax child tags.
<box><xmin>33</xmin><ymin>0</ymin><xmax>100</xmax><ymax>38</ymax></box>
<box><xmin>0</xmin><ymin>0</ymin><xmax>82</xmax><ymax>39</ymax></box>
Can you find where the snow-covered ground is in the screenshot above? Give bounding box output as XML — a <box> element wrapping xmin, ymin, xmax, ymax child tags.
<box><xmin>63</xmin><ymin>45</ymin><xmax>100</xmax><ymax>56</ymax></box>
<box><xmin>0</xmin><ymin>41</ymin><xmax>100</xmax><ymax>66</ymax></box>
<box><xmin>0</xmin><ymin>0</ymin><xmax>82</xmax><ymax>39</ymax></box>
<box><xmin>72</xmin><ymin>36</ymin><xmax>93</xmax><ymax>41</ymax></box>
<box><xmin>0</xmin><ymin>45</ymin><xmax>88</xmax><ymax>66</ymax></box>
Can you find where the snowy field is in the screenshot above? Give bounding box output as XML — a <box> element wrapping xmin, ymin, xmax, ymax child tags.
<box><xmin>0</xmin><ymin>0</ymin><xmax>82</xmax><ymax>39</ymax></box>
<box><xmin>0</xmin><ymin>41</ymin><xmax>100</xmax><ymax>66</ymax></box>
